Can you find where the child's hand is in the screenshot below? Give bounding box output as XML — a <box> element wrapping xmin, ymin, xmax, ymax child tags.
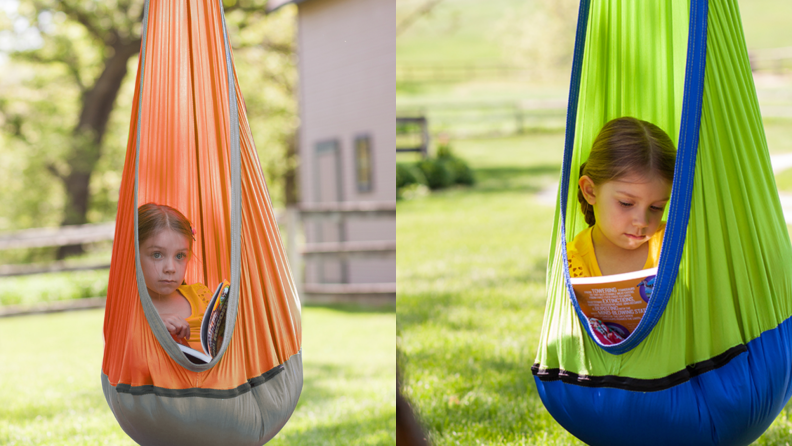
<box><xmin>160</xmin><ymin>313</ymin><xmax>190</xmax><ymax>340</ymax></box>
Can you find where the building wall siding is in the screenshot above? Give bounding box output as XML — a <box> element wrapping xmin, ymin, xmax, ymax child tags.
<box><xmin>296</xmin><ymin>0</ymin><xmax>395</xmax><ymax>285</ymax></box>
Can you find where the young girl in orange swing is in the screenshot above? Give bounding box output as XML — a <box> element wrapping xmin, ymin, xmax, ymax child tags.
<box><xmin>568</xmin><ymin>116</ymin><xmax>676</xmax><ymax>344</ymax></box>
<box><xmin>137</xmin><ymin>203</ymin><xmax>216</xmax><ymax>351</ymax></box>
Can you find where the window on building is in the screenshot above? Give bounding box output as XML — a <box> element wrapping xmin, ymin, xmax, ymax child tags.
<box><xmin>355</xmin><ymin>135</ymin><xmax>373</xmax><ymax>193</ymax></box>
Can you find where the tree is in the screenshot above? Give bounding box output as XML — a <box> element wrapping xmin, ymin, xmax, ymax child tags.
<box><xmin>0</xmin><ymin>0</ymin><xmax>298</xmax><ymax>258</ymax></box>
<box><xmin>396</xmin><ymin>0</ymin><xmax>446</xmax><ymax>37</ymax></box>
<box><xmin>498</xmin><ymin>0</ymin><xmax>578</xmax><ymax>81</ymax></box>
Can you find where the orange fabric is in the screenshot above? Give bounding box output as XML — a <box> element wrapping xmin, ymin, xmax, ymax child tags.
<box><xmin>102</xmin><ymin>0</ymin><xmax>301</xmax><ymax>390</ymax></box>
<box><xmin>567</xmin><ymin>222</ymin><xmax>666</xmax><ymax>277</ymax></box>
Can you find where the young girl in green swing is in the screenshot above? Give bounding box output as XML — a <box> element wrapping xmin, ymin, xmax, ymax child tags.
<box><xmin>569</xmin><ymin>116</ymin><xmax>676</xmax><ymax>343</ymax></box>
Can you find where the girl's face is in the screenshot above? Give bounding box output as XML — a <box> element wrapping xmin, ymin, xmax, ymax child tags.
<box><xmin>139</xmin><ymin>228</ymin><xmax>191</xmax><ymax>298</ymax></box>
<box><xmin>579</xmin><ymin>172</ymin><xmax>672</xmax><ymax>252</ymax></box>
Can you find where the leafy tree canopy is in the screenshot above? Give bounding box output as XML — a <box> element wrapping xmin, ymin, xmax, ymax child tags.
<box><xmin>0</xmin><ymin>0</ymin><xmax>297</xmax><ymax>250</ymax></box>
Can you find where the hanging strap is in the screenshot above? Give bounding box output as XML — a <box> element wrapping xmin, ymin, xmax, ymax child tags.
<box><xmin>559</xmin><ymin>0</ymin><xmax>709</xmax><ymax>354</ymax></box>
<box><xmin>133</xmin><ymin>0</ymin><xmax>241</xmax><ymax>372</ymax></box>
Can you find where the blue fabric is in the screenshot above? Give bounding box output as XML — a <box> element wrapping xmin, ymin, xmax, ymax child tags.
<box><xmin>556</xmin><ymin>0</ymin><xmax>594</xmax><ymax>348</ymax></box>
<box><xmin>559</xmin><ymin>0</ymin><xmax>710</xmax><ymax>354</ymax></box>
<box><xmin>626</xmin><ymin>0</ymin><xmax>709</xmax><ymax>353</ymax></box>
<box><xmin>534</xmin><ymin>314</ymin><xmax>792</xmax><ymax>446</ymax></box>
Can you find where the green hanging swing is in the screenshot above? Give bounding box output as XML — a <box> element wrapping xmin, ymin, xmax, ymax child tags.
<box><xmin>532</xmin><ymin>0</ymin><xmax>792</xmax><ymax>445</ymax></box>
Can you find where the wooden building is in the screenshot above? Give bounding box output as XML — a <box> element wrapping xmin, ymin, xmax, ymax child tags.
<box><xmin>267</xmin><ymin>0</ymin><xmax>396</xmax><ymax>303</ymax></box>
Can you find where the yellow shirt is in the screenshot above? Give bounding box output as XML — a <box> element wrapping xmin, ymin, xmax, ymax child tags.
<box><xmin>177</xmin><ymin>283</ymin><xmax>214</xmax><ymax>351</ymax></box>
<box><xmin>567</xmin><ymin>222</ymin><xmax>666</xmax><ymax>278</ymax></box>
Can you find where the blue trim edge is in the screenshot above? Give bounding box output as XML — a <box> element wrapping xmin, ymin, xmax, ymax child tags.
<box><xmin>534</xmin><ymin>314</ymin><xmax>792</xmax><ymax>446</ymax></box>
<box><xmin>559</xmin><ymin>0</ymin><xmax>709</xmax><ymax>354</ymax></box>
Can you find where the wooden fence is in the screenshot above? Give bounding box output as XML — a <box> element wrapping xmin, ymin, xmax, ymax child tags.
<box><xmin>750</xmin><ymin>47</ymin><xmax>792</xmax><ymax>73</ymax></box>
<box><xmin>397</xmin><ymin>116</ymin><xmax>430</xmax><ymax>157</ymax></box>
<box><xmin>397</xmin><ymin>48</ymin><xmax>792</xmax><ymax>84</ymax></box>
<box><xmin>397</xmin><ymin>63</ymin><xmax>530</xmax><ymax>83</ymax></box>
<box><xmin>296</xmin><ymin>201</ymin><xmax>396</xmax><ymax>305</ymax></box>
<box><xmin>397</xmin><ymin>99</ymin><xmax>567</xmax><ymax>139</ymax></box>
<box><xmin>0</xmin><ymin>202</ymin><xmax>395</xmax><ymax>311</ymax></box>
<box><xmin>0</xmin><ymin>223</ymin><xmax>115</xmax><ymax>276</ymax></box>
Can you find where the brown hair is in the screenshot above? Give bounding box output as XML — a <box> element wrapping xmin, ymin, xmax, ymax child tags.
<box><xmin>138</xmin><ymin>203</ymin><xmax>195</xmax><ymax>250</ymax></box>
<box><xmin>577</xmin><ymin>117</ymin><xmax>676</xmax><ymax>226</ymax></box>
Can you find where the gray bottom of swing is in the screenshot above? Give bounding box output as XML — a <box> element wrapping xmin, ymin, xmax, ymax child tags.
<box><xmin>101</xmin><ymin>350</ymin><xmax>303</xmax><ymax>446</ymax></box>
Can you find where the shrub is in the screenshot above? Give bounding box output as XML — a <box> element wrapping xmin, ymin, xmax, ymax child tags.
<box><xmin>396</xmin><ymin>142</ymin><xmax>474</xmax><ymax>197</ymax></box>
<box><xmin>417</xmin><ymin>158</ymin><xmax>455</xmax><ymax>190</ymax></box>
<box><xmin>436</xmin><ymin>142</ymin><xmax>454</xmax><ymax>159</ymax></box>
<box><xmin>434</xmin><ymin>143</ymin><xmax>475</xmax><ymax>185</ymax></box>
<box><xmin>397</xmin><ymin>163</ymin><xmax>427</xmax><ymax>189</ymax></box>
<box><xmin>444</xmin><ymin>157</ymin><xmax>475</xmax><ymax>186</ymax></box>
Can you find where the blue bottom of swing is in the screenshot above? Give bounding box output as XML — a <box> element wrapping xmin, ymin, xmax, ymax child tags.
<box><xmin>535</xmin><ymin>316</ymin><xmax>792</xmax><ymax>446</ymax></box>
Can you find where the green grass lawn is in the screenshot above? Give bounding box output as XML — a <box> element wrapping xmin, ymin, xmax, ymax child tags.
<box><xmin>0</xmin><ymin>269</ymin><xmax>110</xmax><ymax>306</ymax></box>
<box><xmin>397</xmin><ymin>133</ymin><xmax>579</xmax><ymax>445</ymax></box>
<box><xmin>776</xmin><ymin>168</ymin><xmax>792</xmax><ymax>193</ymax></box>
<box><xmin>398</xmin><ymin>132</ymin><xmax>792</xmax><ymax>445</ymax></box>
<box><xmin>0</xmin><ymin>305</ymin><xmax>395</xmax><ymax>445</ymax></box>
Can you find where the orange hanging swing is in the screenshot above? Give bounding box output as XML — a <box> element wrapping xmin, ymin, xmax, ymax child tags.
<box><xmin>101</xmin><ymin>1</ymin><xmax>302</xmax><ymax>444</ymax></box>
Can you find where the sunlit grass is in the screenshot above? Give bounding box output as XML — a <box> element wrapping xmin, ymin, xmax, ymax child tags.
<box><xmin>397</xmin><ymin>133</ymin><xmax>580</xmax><ymax>445</ymax></box>
<box><xmin>0</xmin><ymin>270</ymin><xmax>110</xmax><ymax>306</ymax></box>
<box><xmin>0</xmin><ymin>306</ymin><xmax>395</xmax><ymax>446</ymax></box>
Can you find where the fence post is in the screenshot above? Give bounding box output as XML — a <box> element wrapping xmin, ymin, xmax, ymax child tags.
<box><xmin>285</xmin><ymin>206</ymin><xmax>303</xmax><ymax>297</ymax></box>
<box><xmin>515</xmin><ymin>104</ymin><xmax>524</xmax><ymax>134</ymax></box>
<box><xmin>421</xmin><ymin>117</ymin><xmax>431</xmax><ymax>157</ymax></box>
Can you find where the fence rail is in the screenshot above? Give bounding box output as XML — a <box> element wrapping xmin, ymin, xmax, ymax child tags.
<box><xmin>750</xmin><ymin>47</ymin><xmax>792</xmax><ymax>72</ymax></box>
<box><xmin>397</xmin><ymin>99</ymin><xmax>567</xmax><ymax>138</ymax></box>
<box><xmin>398</xmin><ymin>49</ymin><xmax>792</xmax><ymax>84</ymax></box>
<box><xmin>397</xmin><ymin>63</ymin><xmax>530</xmax><ymax>83</ymax></box>
<box><xmin>396</xmin><ymin>116</ymin><xmax>430</xmax><ymax>157</ymax></box>
<box><xmin>0</xmin><ymin>261</ymin><xmax>111</xmax><ymax>277</ymax></box>
<box><xmin>302</xmin><ymin>240</ymin><xmax>396</xmax><ymax>258</ymax></box>
<box><xmin>0</xmin><ymin>222</ymin><xmax>115</xmax><ymax>250</ymax></box>
<box><xmin>0</xmin><ymin>222</ymin><xmax>116</xmax><ymax>277</ymax></box>
<box><xmin>294</xmin><ymin>201</ymin><xmax>396</xmax><ymax>303</ymax></box>
<box><xmin>298</xmin><ymin>201</ymin><xmax>395</xmax><ymax>219</ymax></box>
<box><xmin>1</xmin><ymin>204</ymin><xmax>395</xmax><ymax>305</ymax></box>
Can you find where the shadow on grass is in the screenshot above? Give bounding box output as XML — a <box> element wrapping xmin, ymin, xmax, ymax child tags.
<box><xmin>397</xmin><ymin>256</ymin><xmax>547</xmax><ymax>329</ymax></box>
<box><xmin>401</xmin><ymin>347</ymin><xmax>543</xmax><ymax>442</ymax></box>
<box><xmin>276</xmin><ymin>409</ymin><xmax>394</xmax><ymax>445</ymax></box>
<box><xmin>279</xmin><ymin>361</ymin><xmax>394</xmax><ymax>445</ymax></box>
<box><xmin>297</xmin><ymin>362</ymin><xmax>360</xmax><ymax>406</ymax></box>
<box><xmin>397</xmin><ymin>292</ymin><xmax>458</xmax><ymax>328</ymax></box>
<box><xmin>472</xmin><ymin>164</ymin><xmax>560</xmax><ymax>194</ymax></box>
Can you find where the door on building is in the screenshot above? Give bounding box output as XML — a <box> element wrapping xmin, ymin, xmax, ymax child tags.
<box><xmin>311</xmin><ymin>139</ymin><xmax>346</xmax><ymax>284</ymax></box>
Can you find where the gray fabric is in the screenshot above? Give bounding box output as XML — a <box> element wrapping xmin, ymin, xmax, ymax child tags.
<box><xmin>217</xmin><ymin>0</ymin><xmax>243</xmax><ymax>372</ymax></box>
<box><xmin>113</xmin><ymin>364</ymin><xmax>285</xmax><ymax>399</ymax></box>
<box><xmin>133</xmin><ymin>0</ymin><xmax>243</xmax><ymax>372</ymax></box>
<box><xmin>102</xmin><ymin>351</ymin><xmax>303</xmax><ymax>446</ymax></box>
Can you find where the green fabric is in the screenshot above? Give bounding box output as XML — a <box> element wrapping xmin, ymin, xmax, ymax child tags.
<box><xmin>535</xmin><ymin>0</ymin><xmax>792</xmax><ymax>380</ymax></box>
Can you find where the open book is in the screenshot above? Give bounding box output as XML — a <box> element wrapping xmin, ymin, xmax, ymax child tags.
<box><xmin>570</xmin><ymin>268</ymin><xmax>657</xmax><ymax>344</ymax></box>
<box><xmin>177</xmin><ymin>281</ymin><xmax>231</xmax><ymax>364</ymax></box>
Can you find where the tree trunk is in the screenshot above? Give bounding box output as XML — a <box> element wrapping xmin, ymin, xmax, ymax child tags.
<box><xmin>56</xmin><ymin>41</ymin><xmax>141</xmax><ymax>259</ymax></box>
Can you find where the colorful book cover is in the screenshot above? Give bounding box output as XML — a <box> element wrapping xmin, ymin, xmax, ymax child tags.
<box><xmin>207</xmin><ymin>286</ymin><xmax>230</xmax><ymax>357</ymax></box>
<box><xmin>570</xmin><ymin>268</ymin><xmax>657</xmax><ymax>343</ymax></box>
